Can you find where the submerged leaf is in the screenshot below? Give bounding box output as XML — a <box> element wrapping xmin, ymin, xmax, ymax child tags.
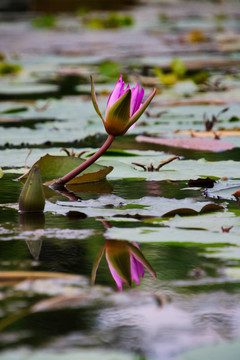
<box><xmin>18</xmin><ymin>154</ymin><xmax>113</xmax><ymax>185</ymax></box>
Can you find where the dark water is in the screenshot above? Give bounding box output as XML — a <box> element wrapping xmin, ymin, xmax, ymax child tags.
<box><xmin>1</xmin><ymin>173</ymin><xmax>240</xmax><ymax>360</ymax></box>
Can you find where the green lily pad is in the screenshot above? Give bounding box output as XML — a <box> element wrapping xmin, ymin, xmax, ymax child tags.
<box><xmin>18</xmin><ymin>154</ymin><xmax>113</xmax><ymax>185</ymax></box>
<box><xmin>0</xmin><ymin>106</ymin><xmax>28</xmax><ymax>114</ymax></box>
<box><xmin>179</xmin><ymin>339</ymin><xmax>240</xmax><ymax>360</ymax></box>
<box><xmin>0</xmin><ymin>168</ymin><xmax>3</xmax><ymax>178</ymax></box>
<box><xmin>0</xmin><ymin>348</ymin><xmax>135</xmax><ymax>360</ymax></box>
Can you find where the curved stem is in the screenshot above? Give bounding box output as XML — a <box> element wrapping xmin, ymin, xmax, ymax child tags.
<box><xmin>53</xmin><ymin>134</ymin><xmax>115</xmax><ymax>188</ymax></box>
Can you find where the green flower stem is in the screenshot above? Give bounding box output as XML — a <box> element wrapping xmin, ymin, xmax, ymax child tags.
<box><xmin>53</xmin><ymin>134</ymin><xmax>115</xmax><ymax>188</ymax></box>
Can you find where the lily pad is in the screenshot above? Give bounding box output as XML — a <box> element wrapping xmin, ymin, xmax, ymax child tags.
<box><xmin>105</xmin><ymin>225</ymin><xmax>238</xmax><ymax>246</ymax></box>
<box><xmin>180</xmin><ymin>339</ymin><xmax>240</xmax><ymax>360</ymax></box>
<box><xmin>0</xmin><ymin>348</ymin><xmax>135</xmax><ymax>360</ymax></box>
<box><xmin>0</xmin><ymin>116</ymin><xmax>56</xmax><ymax>128</ymax></box>
<box><xmin>0</xmin><ymin>271</ymin><xmax>80</xmax><ymax>286</ymax></box>
<box><xmin>18</xmin><ymin>154</ymin><xmax>113</xmax><ymax>185</ymax></box>
<box><xmin>162</xmin><ymin>203</ymin><xmax>224</xmax><ymax>218</ymax></box>
<box><xmin>136</xmin><ymin>135</ymin><xmax>235</xmax><ymax>152</ymax></box>
<box><xmin>179</xmin><ymin>129</ymin><xmax>240</xmax><ymax>138</ymax></box>
<box><xmin>206</xmin><ymin>180</ymin><xmax>240</xmax><ymax>200</ymax></box>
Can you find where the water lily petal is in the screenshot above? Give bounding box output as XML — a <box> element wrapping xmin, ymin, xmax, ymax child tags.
<box><xmin>127</xmin><ymin>242</ymin><xmax>156</xmax><ymax>279</ymax></box>
<box><xmin>106</xmin><ymin>241</ymin><xmax>131</xmax><ymax>288</ymax></box>
<box><xmin>134</xmin><ymin>255</ymin><xmax>145</xmax><ymax>278</ymax></box>
<box><xmin>91</xmin><ymin>246</ymin><xmax>105</xmax><ymax>285</ymax></box>
<box><xmin>105</xmin><ymin>89</ymin><xmax>131</xmax><ymax>136</ymax></box>
<box><xmin>130</xmin><ymin>255</ymin><xmax>144</xmax><ymax>284</ymax></box>
<box><xmin>124</xmin><ymin>88</ymin><xmax>156</xmax><ymax>134</ymax></box>
<box><xmin>107</xmin><ymin>262</ymin><xmax>125</xmax><ymax>291</ymax></box>
<box><xmin>130</xmin><ymin>84</ymin><xmax>139</xmax><ymax>117</ymax></box>
<box><xmin>90</xmin><ymin>75</ymin><xmax>105</xmax><ymax>123</ymax></box>
<box><xmin>106</xmin><ymin>75</ymin><xmax>125</xmax><ymax>110</ymax></box>
<box><xmin>134</xmin><ymin>87</ymin><xmax>144</xmax><ymax>114</ymax></box>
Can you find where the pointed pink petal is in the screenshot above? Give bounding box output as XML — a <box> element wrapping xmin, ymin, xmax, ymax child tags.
<box><xmin>107</xmin><ymin>260</ymin><xmax>124</xmax><ymax>291</ymax></box>
<box><xmin>123</xmin><ymin>88</ymin><xmax>156</xmax><ymax>134</ymax></box>
<box><xmin>128</xmin><ymin>242</ymin><xmax>156</xmax><ymax>280</ymax></box>
<box><xmin>130</xmin><ymin>84</ymin><xmax>139</xmax><ymax>117</ymax></box>
<box><xmin>107</xmin><ymin>75</ymin><xmax>125</xmax><ymax>110</ymax></box>
<box><xmin>125</xmin><ymin>84</ymin><xmax>130</xmax><ymax>92</ymax></box>
<box><xmin>130</xmin><ymin>255</ymin><xmax>144</xmax><ymax>284</ymax></box>
<box><xmin>131</xmin><ymin>242</ymin><xmax>145</xmax><ymax>281</ymax></box>
<box><xmin>134</xmin><ymin>255</ymin><xmax>145</xmax><ymax>278</ymax></box>
<box><xmin>133</xmin><ymin>87</ymin><xmax>144</xmax><ymax>114</ymax></box>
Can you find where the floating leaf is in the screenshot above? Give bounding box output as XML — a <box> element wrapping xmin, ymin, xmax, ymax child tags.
<box><xmin>86</xmin><ymin>149</ymin><xmax>139</xmax><ymax>157</ymax></box>
<box><xmin>31</xmin><ymin>14</ymin><xmax>56</xmax><ymax>28</ymax></box>
<box><xmin>18</xmin><ymin>154</ymin><xmax>113</xmax><ymax>185</ymax></box>
<box><xmin>171</xmin><ymin>58</ymin><xmax>187</xmax><ymax>78</ymax></box>
<box><xmin>99</xmin><ymin>60</ymin><xmax>121</xmax><ymax>78</ymax></box>
<box><xmin>162</xmin><ymin>208</ymin><xmax>198</xmax><ymax>218</ymax></box>
<box><xmin>178</xmin><ymin>129</ymin><xmax>240</xmax><ymax>138</ymax></box>
<box><xmin>0</xmin><ymin>271</ymin><xmax>79</xmax><ymax>286</ymax></box>
<box><xmin>0</xmin><ymin>62</ymin><xmax>21</xmax><ymax>75</ymax></box>
<box><xmin>186</xmin><ymin>29</ymin><xmax>206</xmax><ymax>43</ymax></box>
<box><xmin>0</xmin><ymin>348</ymin><xmax>135</xmax><ymax>360</ymax></box>
<box><xmin>0</xmin><ymin>106</ymin><xmax>28</xmax><ymax>114</ymax></box>
<box><xmin>162</xmin><ymin>203</ymin><xmax>224</xmax><ymax>218</ymax></box>
<box><xmin>232</xmin><ymin>189</ymin><xmax>240</xmax><ymax>200</ymax></box>
<box><xmin>180</xmin><ymin>339</ymin><xmax>240</xmax><ymax>360</ymax></box>
<box><xmin>136</xmin><ymin>136</ymin><xmax>235</xmax><ymax>152</ymax></box>
<box><xmin>0</xmin><ymin>116</ymin><xmax>56</xmax><ymax>128</ymax></box>
<box><xmin>199</xmin><ymin>203</ymin><xmax>224</xmax><ymax>214</ymax></box>
<box><xmin>0</xmin><ymin>168</ymin><xmax>3</xmax><ymax>179</ymax></box>
<box><xmin>205</xmin><ymin>181</ymin><xmax>240</xmax><ymax>200</ymax></box>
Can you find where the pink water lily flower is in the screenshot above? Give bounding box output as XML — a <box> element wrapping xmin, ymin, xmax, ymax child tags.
<box><xmin>91</xmin><ymin>75</ymin><xmax>156</xmax><ymax>136</ymax></box>
<box><xmin>92</xmin><ymin>240</ymin><xmax>156</xmax><ymax>291</ymax></box>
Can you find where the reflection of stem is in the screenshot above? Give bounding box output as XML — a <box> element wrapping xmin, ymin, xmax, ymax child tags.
<box><xmin>52</xmin><ymin>134</ymin><xmax>115</xmax><ymax>189</ymax></box>
<box><xmin>55</xmin><ymin>187</ymin><xmax>81</xmax><ymax>201</ymax></box>
<box><xmin>0</xmin><ymin>309</ymin><xmax>30</xmax><ymax>332</ymax></box>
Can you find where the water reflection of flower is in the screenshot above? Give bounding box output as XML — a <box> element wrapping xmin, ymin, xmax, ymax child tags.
<box><xmin>92</xmin><ymin>240</ymin><xmax>156</xmax><ymax>291</ymax></box>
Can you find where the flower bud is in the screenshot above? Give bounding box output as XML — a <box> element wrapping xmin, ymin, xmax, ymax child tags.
<box><xmin>91</xmin><ymin>75</ymin><xmax>156</xmax><ymax>136</ymax></box>
<box><xmin>19</xmin><ymin>165</ymin><xmax>45</xmax><ymax>213</ymax></box>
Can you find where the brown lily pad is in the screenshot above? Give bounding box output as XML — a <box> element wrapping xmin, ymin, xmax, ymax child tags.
<box><xmin>136</xmin><ymin>136</ymin><xmax>235</xmax><ymax>152</ymax></box>
<box><xmin>0</xmin><ymin>271</ymin><xmax>79</xmax><ymax>286</ymax></box>
<box><xmin>162</xmin><ymin>203</ymin><xmax>224</xmax><ymax>218</ymax></box>
<box><xmin>177</xmin><ymin>129</ymin><xmax>240</xmax><ymax>138</ymax></box>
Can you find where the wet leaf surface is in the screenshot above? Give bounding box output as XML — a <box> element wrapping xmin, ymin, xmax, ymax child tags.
<box><xmin>18</xmin><ymin>154</ymin><xmax>113</xmax><ymax>185</ymax></box>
